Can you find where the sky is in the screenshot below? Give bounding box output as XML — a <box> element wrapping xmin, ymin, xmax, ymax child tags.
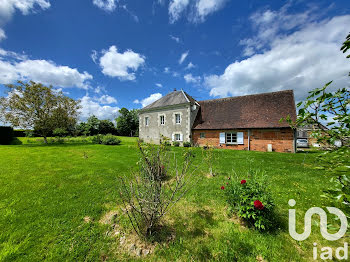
<box><xmin>0</xmin><ymin>0</ymin><xmax>349</xmax><ymax>121</ymax></box>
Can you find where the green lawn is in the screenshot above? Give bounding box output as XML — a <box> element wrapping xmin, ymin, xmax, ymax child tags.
<box><xmin>0</xmin><ymin>137</ymin><xmax>347</xmax><ymax>261</ymax></box>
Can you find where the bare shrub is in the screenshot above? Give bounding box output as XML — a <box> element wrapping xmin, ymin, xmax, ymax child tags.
<box><xmin>119</xmin><ymin>141</ymin><xmax>198</xmax><ymax>238</ymax></box>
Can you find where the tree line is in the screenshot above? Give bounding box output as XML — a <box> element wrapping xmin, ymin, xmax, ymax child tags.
<box><xmin>0</xmin><ymin>81</ymin><xmax>139</xmax><ymax>143</ymax></box>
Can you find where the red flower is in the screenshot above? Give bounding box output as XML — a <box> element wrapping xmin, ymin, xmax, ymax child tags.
<box><xmin>241</xmin><ymin>180</ymin><xmax>247</xmax><ymax>184</ymax></box>
<box><xmin>221</xmin><ymin>186</ymin><xmax>225</xmax><ymax>190</ymax></box>
<box><xmin>254</xmin><ymin>200</ymin><xmax>264</xmax><ymax>210</ymax></box>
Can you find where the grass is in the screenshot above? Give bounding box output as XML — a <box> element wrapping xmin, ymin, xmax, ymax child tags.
<box><xmin>0</xmin><ymin>137</ymin><xmax>347</xmax><ymax>261</ymax></box>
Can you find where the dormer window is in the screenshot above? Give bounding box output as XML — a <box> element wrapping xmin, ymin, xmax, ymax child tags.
<box><xmin>175</xmin><ymin>114</ymin><xmax>181</xmax><ymax>124</ymax></box>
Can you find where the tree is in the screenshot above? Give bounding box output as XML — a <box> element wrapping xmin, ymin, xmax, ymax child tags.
<box><xmin>98</xmin><ymin>119</ymin><xmax>116</xmax><ymax>135</ymax></box>
<box><xmin>85</xmin><ymin>115</ymin><xmax>100</xmax><ymax>136</ymax></box>
<box><xmin>341</xmin><ymin>32</ymin><xmax>350</xmax><ymax>76</ymax></box>
<box><xmin>116</xmin><ymin>108</ymin><xmax>139</xmax><ymax>136</ymax></box>
<box><xmin>0</xmin><ymin>81</ymin><xmax>80</xmax><ymax>143</ymax></box>
<box><xmin>281</xmin><ymin>32</ymin><xmax>350</xmax><ymax>214</ymax></box>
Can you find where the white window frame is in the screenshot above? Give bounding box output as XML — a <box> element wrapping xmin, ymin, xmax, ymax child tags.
<box><xmin>226</xmin><ymin>132</ymin><xmax>237</xmax><ymax>144</ymax></box>
<box><xmin>175</xmin><ymin>133</ymin><xmax>181</xmax><ymax>141</ymax></box>
<box><xmin>160</xmin><ymin>115</ymin><xmax>165</xmax><ymax>125</ymax></box>
<box><xmin>175</xmin><ymin>113</ymin><xmax>181</xmax><ymax>124</ymax></box>
<box><xmin>145</xmin><ymin>117</ymin><xmax>149</xmax><ymax>126</ymax></box>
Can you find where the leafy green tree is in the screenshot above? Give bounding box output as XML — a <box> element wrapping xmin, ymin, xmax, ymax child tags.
<box><xmin>341</xmin><ymin>32</ymin><xmax>350</xmax><ymax>74</ymax></box>
<box><xmin>53</xmin><ymin>128</ymin><xmax>68</xmax><ymax>137</ymax></box>
<box><xmin>76</xmin><ymin>122</ymin><xmax>89</xmax><ymax>136</ymax></box>
<box><xmin>0</xmin><ymin>81</ymin><xmax>80</xmax><ymax>143</ymax></box>
<box><xmin>282</xmin><ymin>32</ymin><xmax>350</xmax><ymax>214</ymax></box>
<box><xmin>116</xmin><ymin>108</ymin><xmax>139</xmax><ymax>136</ymax></box>
<box><xmin>86</xmin><ymin>115</ymin><xmax>100</xmax><ymax>136</ymax></box>
<box><xmin>98</xmin><ymin>119</ymin><xmax>116</xmax><ymax>135</ymax></box>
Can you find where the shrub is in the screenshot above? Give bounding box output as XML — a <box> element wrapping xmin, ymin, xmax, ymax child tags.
<box><xmin>224</xmin><ymin>171</ymin><xmax>275</xmax><ymax>231</ymax></box>
<box><xmin>0</xmin><ymin>126</ymin><xmax>14</xmax><ymax>145</ymax></box>
<box><xmin>92</xmin><ymin>134</ymin><xmax>103</xmax><ymax>144</ymax></box>
<box><xmin>183</xmin><ymin>142</ymin><xmax>191</xmax><ymax>147</ymax></box>
<box><xmin>173</xmin><ymin>141</ymin><xmax>180</xmax><ymax>147</ymax></box>
<box><xmin>25</xmin><ymin>130</ymin><xmax>34</xmax><ymax>137</ymax></box>
<box><xmin>53</xmin><ymin>128</ymin><xmax>68</xmax><ymax>137</ymax></box>
<box><xmin>119</xmin><ymin>142</ymin><xmax>198</xmax><ymax>238</ymax></box>
<box><xmin>101</xmin><ymin>134</ymin><xmax>121</xmax><ymax>145</ymax></box>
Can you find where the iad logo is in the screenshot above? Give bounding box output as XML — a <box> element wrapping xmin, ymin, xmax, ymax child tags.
<box><xmin>288</xmin><ymin>199</ymin><xmax>348</xmax><ymax>260</ymax></box>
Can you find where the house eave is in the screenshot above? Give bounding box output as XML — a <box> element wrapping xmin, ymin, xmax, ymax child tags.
<box><xmin>139</xmin><ymin>102</ymin><xmax>191</xmax><ymax>114</ymax></box>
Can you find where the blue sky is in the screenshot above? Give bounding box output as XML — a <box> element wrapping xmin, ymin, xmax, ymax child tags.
<box><xmin>0</xmin><ymin>0</ymin><xmax>349</xmax><ymax>121</ymax></box>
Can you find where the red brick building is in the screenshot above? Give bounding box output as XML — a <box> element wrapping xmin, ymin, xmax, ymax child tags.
<box><xmin>192</xmin><ymin>90</ymin><xmax>297</xmax><ymax>153</ymax></box>
<box><xmin>139</xmin><ymin>89</ymin><xmax>297</xmax><ymax>153</ymax></box>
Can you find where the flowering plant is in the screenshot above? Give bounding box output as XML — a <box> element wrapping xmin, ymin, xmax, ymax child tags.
<box><xmin>224</xmin><ymin>172</ymin><xmax>275</xmax><ymax>231</ymax></box>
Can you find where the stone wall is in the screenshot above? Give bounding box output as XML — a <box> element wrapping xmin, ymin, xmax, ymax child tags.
<box><xmin>139</xmin><ymin>104</ymin><xmax>194</xmax><ymax>144</ymax></box>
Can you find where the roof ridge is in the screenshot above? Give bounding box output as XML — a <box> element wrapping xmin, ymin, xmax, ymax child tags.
<box><xmin>199</xmin><ymin>90</ymin><xmax>294</xmax><ymax>103</ymax></box>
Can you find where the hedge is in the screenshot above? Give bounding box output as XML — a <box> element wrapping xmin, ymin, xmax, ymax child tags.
<box><xmin>0</xmin><ymin>126</ymin><xmax>14</xmax><ymax>145</ymax></box>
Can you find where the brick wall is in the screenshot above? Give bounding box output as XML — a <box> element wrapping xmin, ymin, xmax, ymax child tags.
<box><xmin>192</xmin><ymin>128</ymin><xmax>295</xmax><ymax>153</ymax></box>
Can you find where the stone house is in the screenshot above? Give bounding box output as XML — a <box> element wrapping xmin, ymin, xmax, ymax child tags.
<box><xmin>139</xmin><ymin>89</ymin><xmax>297</xmax><ymax>153</ymax></box>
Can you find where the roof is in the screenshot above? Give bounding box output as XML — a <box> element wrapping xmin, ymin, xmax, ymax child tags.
<box><xmin>193</xmin><ymin>90</ymin><xmax>296</xmax><ymax>130</ymax></box>
<box><xmin>142</xmin><ymin>90</ymin><xmax>196</xmax><ymax>110</ymax></box>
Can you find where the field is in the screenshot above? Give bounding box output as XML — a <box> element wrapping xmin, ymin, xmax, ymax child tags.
<box><xmin>0</xmin><ymin>137</ymin><xmax>347</xmax><ymax>261</ymax></box>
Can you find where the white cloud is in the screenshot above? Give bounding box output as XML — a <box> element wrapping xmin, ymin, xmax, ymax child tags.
<box><xmin>184</xmin><ymin>73</ymin><xmax>201</xmax><ymax>85</ymax></box>
<box><xmin>0</xmin><ymin>28</ymin><xmax>6</xmax><ymax>41</ymax></box>
<box><xmin>155</xmin><ymin>83</ymin><xmax>163</xmax><ymax>88</ymax></box>
<box><xmin>169</xmin><ymin>0</ymin><xmax>189</xmax><ymax>24</ymax></box>
<box><xmin>92</xmin><ymin>0</ymin><xmax>116</xmax><ymax>12</ymax></box>
<box><xmin>164</xmin><ymin>67</ymin><xmax>170</xmax><ymax>73</ymax></box>
<box><xmin>0</xmin><ymin>0</ymin><xmax>50</xmax><ymax>41</ymax></box>
<box><xmin>98</xmin><ymin>45</ymin><xmax>145</xmax><ymax>81</ymax></box>
<box><xmin>179</xmin><ymin>51</ymin><xmax>189</xmax><ymax>64</ymax></box>
<box><xmin>170</xmin><ymin>34</ymin><xmax>180</xmax><ymax>43</ymax></box>
<box><xmin>120</xmin><ymin>4</ymin><xmax>139</xmax><ymax>22</ymax></box>
<box><xmin>91</xmin><ymin>50</ymin><xmax>98</xmax><ymax>64</ymax></box>
<box><xmin>194</xmin><ymin>0</ymin><xmax>227</xmax><ymax>23</ymax></box>
<box><xmin>168</xmin><ymin>0</ymin><xmax>227</xmax><ymax>23</ymax></box>
<box><xmin>185</xmin><ymin>62</ymin><xmax>195</xmax><ymax>70</ymax></box>
<box><xmin>240</xmin><ymin>3</ymin><xmax>317</xmax><ymax>57</ymax></box>
<box><xmin>79</xmin><ymin>95</ymin><xmax>120</xmax><ymax>121</ymax></box>
<box><xmin>0</xmin><ymin>49</ymin><xmax>92</xmax><ymax>88</ymax></box>
<box><xmin>205</xmin><ymin>15</ymin><xmax>350</xmax><ymax>101</ymax></box>
<box><xmin>134</xmin><ymin>93</ymin><xmax>162</xmax><ymax>108</ymax></box>
<box><xmin>96</xmin><ymin>94</ymin><xmax>117</xmax><ymax>104</ymax></box>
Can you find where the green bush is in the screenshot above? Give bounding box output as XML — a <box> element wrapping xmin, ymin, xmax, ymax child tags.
<box><xmin>24</xmin><ymin>130</ymin><xmax>35</xmax><ymax>137</ymax></box>
<box><xmin>173</xmin><ymin>141</ymin><xmax>180</xmax><ymax>147</ymax></box>
<box><xmin>224</xmin><ymin>172</ymin><xmax>275</xmax><ymax>231</ymax></box>
<box><xmin>92</xmin><ymin>134</ymin><xmax>103</xmax><ymax>144</ymax></box>
<box><xmin>0</xmin><ymin>126</ymin><xmax>14</xmax><ymax>145</ymax></box>
<box><xmin>183</xmin><ymin>142</ymin><xmax>191</xmax><ymax>147</ymax></box>
<box><xmin>53</xmin><ymin>128</ymin><xmax>68</xmax><ymax>137</ymax></box>
<box><xmin>101</xmin><ymin>135</ymin><xmax>121</xmax><ymax>145</ymax></box>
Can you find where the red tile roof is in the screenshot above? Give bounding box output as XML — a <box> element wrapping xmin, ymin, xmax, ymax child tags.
<box><xmin>192</xmin><ymin>90</ymin><xmax>296</xmax><ymax>130</ymax></box>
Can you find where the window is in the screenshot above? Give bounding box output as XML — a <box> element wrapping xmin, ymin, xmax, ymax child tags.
<box><xmin>175</xmin><ymin>113</ymin><xmax>181</xmax><ymax>124</ymax></box>
<box><xmin>200</xmin><ymin>132</ymin><xmax>205</xmax><ymax>138</ymax></box>
<box><xmin>145</xmin><ymin>117</ymin><xmax>149</xmax><ymax>126</ymax></box>
<box><xmin>175</xmin><ymin>134</ymin><xmax>181</xmax><ymax>141</ymax></box>
<box><xmin>226</xmin><ymin>133</ymin><xmax>237</xmax><ymax>144</ymax></box>
<box><xmin>160</xmin><ymin>115</ymin><xmax>165</xmax><ymax>125</ymax></box>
